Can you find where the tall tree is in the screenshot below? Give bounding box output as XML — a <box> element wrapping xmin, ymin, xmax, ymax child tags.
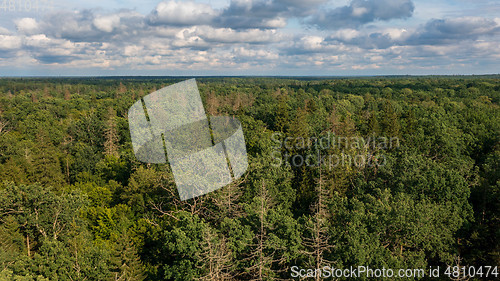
<box><xmin>109</xmin><ymin>232</ymin><xmax>146</xmax><ymax>281</ymax></box>
<box><xmin>301</xmin><ymin>168</ymin><xmax>334</xmax><ymax>281</ymax></box>
<box><xmin>246</xmin><ymin>181</ymin><xmax>275</xmax><ymax>281</ymax></box>
<box><xmin>104</xmin><ymin>107</ymin><xmax>119</xmax><ymax>158</ymax></box>
<box><xmin>196</xmin><ymin>227</ymin><xmax>233</xmax><ymax>281</ymax></box>
<box><xmin>380</xmin><ymin>100</ymin><xmax>400</xmax><ymax>137</ymax></box>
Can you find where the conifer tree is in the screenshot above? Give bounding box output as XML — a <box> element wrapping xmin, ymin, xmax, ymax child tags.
<box><xmin>212</xmin><ymin>178</ymin><xmax>245</xmax><ymax>220</ymax></box>
<box><xmin>29</xmin><ymin>132</ymin><xmax>65</xmax><ymax>187</ymax></box>
<box><xmin>0</xmin><ymin>216</ymin><xmax>24</xmax><ymax>268</ymax></box>
<box><xmin>104</xmin><ymin>107</ymin><xmax>119</xmax><ymax>158</ymax></box>
<box><xmin>196</xmin><ymin>227</ymin><xmax>233</xmax><ymax>281</ymax></box>
<box><xmin>64</xmin><ymin>88</ymin><xmax>71</xmax><ymax>101</ymax></box>
<box><xmin>275</xmin><ymin>94</ymin><xmax>290</xmax><ymax>133</ymax></box>
<box><xmin>301</xmin><ymin>166</ymin><xmax>334</xmax><ymax>281</ymax></box>
<box><xmin>367</xmin><ymin>111</ymin><xmax>380</xmax><ymax>135</ymax></box>
<box><xmin>381</xmin><ymin>100</ymin><xmax>400</xmax><ymax>137</ymax></box>
<box><xmin>246</xmin><ymin>181</ymin><xmax>275</xmax><ymax>281</ymax></box>
<box><xmin>109</xmin><ymin>232</ymin><xmax>145</xmax><ymax>281</ymax></box>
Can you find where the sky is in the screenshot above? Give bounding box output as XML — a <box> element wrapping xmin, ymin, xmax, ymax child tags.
<box><xmin>0</xmin><ymin>0</ymin><xmax>499</xmax><ymax>76</ymax></box>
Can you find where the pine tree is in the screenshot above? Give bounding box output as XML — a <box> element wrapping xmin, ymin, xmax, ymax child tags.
<box><xmin>381</xmin><ymin>100</ymin><xmax>400</xmax><ymax>137</ymax></box>
<box><xmin>289</xmin><ymin>107</ymin><xmax>310</xmax><ymax>143</ymax></box>
<box><xmin>301</xmin><ymin>167</ymin><xmax>334</xmax><ymax>281</ymax></box>
<box><xmin>43</xmin><ymin>86</ymin><xmax>51</xmax><ymax>98</ymax></box>
<box><xmin>275</xmin><ymin>94</ymin><xmax>290</xmax><ymax>133</ymax></box>
<box><xmin>196</xmin><ymin>227</ymin><xmax>233</xmax><ymax>281</ymax></box>
<box><xmin>109</xmin><ymin>233</ymin><xmax>145</xmax><ymax>281</ymax></box>
<box><xmin>104</xmin><ymin>108</ymin><xmax>119</xmax><ymax>158</ymax></box>
<box><xmin>367</xmin><ymin>111</ymin><xmax>380</xmax><ymax>135</ymax></box>
<box><xmin>212</xmin><ymin>178</ymin><xmax>245</xmax><ymax>219</ymax></box>
<box><xmin>206</xmin><ymin>91</ymin><xmax>219</xmax><ymax>115</ymax></box>
<box><xmin>231</xmin><ymin>92</ymin><xmax>243</xmax><ymax>112</ymax></box>
<box><xmin>404</xmin><ymin>107</ymin><xmax>417</xmax><ymax>135</ymax></box>
<box><xmin>31</xmin><ymin>92</ymin><xmax>38</xmax><ymax>103</ymax></box>
<box><xmin>64</xmin><ymin>88</ymin><xmax>71</xmax><ymax>101</ymax></box>
<box><xmin>328</xmin><ymin>109</ymin><xmax>356</xmax><ymax>137</ymax></box>
<box><xmin>61</xmin><ymin>135</ymin><xmax>74</xmax><ymax>184</ymax></box>
<box><xmin>248</xmin><ymin>181</ymin><xmax>273</xmax><ymax>281</ymax></box>
<box><xmin>117</xmin><ymin>82</ymin><xmax>127</xmax><ymax>98</ymax></box>
<box><xmin>29</xmin><ymin>132</ymin><xmax>65</xmax><ymax>187</ymax></box>
<box><xmin>0</xmin><ymin>216</ymin><xmax>24</xmax><ymax>268</ymax></box>
<box><xmin>0</xmin><ymin>118</ymin><xmax>8</xmax><ymax>136</ymax></box>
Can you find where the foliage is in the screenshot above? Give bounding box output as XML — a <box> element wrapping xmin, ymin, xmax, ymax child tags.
<box><xmin>0</xmin><ymin>76</ymin><xmax>498</xmax><ymax>280</ymax></box>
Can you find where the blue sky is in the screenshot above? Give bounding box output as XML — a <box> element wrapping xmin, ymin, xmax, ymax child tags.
<box><xmin>0</xmin><ymin>0</ymin><xmax>498</xmax><ymax>76</ymax></box>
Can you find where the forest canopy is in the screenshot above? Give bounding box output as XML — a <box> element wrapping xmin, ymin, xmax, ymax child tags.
<box><xmin>0</xmin><ymin>76</ymin><xmax>498</xmax><ymax>280</ymax></box>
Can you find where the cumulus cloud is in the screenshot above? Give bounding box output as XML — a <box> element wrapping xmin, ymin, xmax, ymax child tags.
<box><xmin>326</xmin><ymin>28</ymin><xmax>406</xmax><ymax>49</ymax></box>
<box><xmin>144</xmin><ymin>0</ymin><xmax>329</xmax><ymax>29</ymax></box>
<box><xmin>232</xmin><ymin>47</ymin><xmax>278</xmax><ymax>60</ymax></box>
<box><xmin>0</xmin><ymin>35</ymin><xmax>22</xmax><ymax>50</ymax></box>
<box><xmin>0</xmin><ymin>28</ymin><xmax>24</xmax><ymax>58</ymax></box>
<box><xmin>214</xmin><ymin>0</ymin><xmax>328</xmax><ymax>29</ymax></box>
<box><xmin>323</xmin><ymin>17</ymin><xmax>500</xmax><ymax>50</ymax></box>
<box><xmin>93</xmin><ymin>14</ymin><xmax>121</xmax><ymax>33</ymax></box>
<box><xmin>215</xmin><ymin>0</ymin><xmax>286</xmax><ymax>29</ymax></box>
<box><xmin>406</xmin><ymin>17</ymin><xmax>500</xmax><ymax>45</ymax></box>
<box><xmin>38</xmin><ymin>10</ymin><xmax>144</xmax><ymax>42</ymax></box>
<box><xmin>15</xmin><ymin>18</ymin><xmax>39</xmax><ymax>35</ymax></box>
<box><xmin>0</xmin><ymin>27</ymin><xmax>11</xmax><ymax>35</ymax></box>
<box><xmin>0</xmin><ymin>0</ymin><xmax>498</xmax><ymax>74</ymax></box>
<box><xmin>147</xmin><ymin>1</ymin><xmax>218</xmax><ymax>26</ymax></box>
<box><xmin>309</xmin><ymin>0</ymin><xmax>415</xmax><ymax>30</ymax></box>
<box><xmin>282</xmin><ymin>35</ymin><xmax>332</xmax><ymax>55</ymax></box>
<box><xmin>194</xmin><ymin>26</ymin><xmax>282</xmax><ymax>44</ymax></box>
<box><xmin>23</xmin><ymin>34</ymin><xmax>84</xmax><ymax>64</ymax></box>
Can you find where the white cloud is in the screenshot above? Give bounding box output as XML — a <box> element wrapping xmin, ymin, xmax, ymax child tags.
<box><xmin>15</xmin><ymin>18</ymin><xmax>39</xmax><ymax>35</ymax></box>
<box><xmin>93</xmin><ymin>14</ymin><xmax>121</xmax><ymax>32</ymax></box>
<box><xmin>331</xmin><ymin>29</ymin><xmax>360</xmax><ymax>40</ymax></box>
<box><xmin>300</xmin><ymin>36</ymin><xmax>324</xmax><ymax>50</ymax></box>
<box><xmin>0</xmin><ymin>35</ymin><xmax>22</xmax><ymax>50</ymax></box>
<box><xmin>0</xmin><ymin>27</ymin><xmax>11</xmax><ymax>35</ymax></box>
<box><xmin>383</xmin><ymin>28</ymin><xmax>409</xmax><ymax>40</ymax></box>
<box><xmin>195</xmin><ymin>26</ymin><xmax>282</xmax><ymax>43</ymax></box>
<box><xmin>405</xmin><ymin>16</ymin><xmax>500</xmax><ymax>45</ymax></box>
<box><xmin>0</xmin><ymin>0</ymin><xmax>498</xmax><ymax>74</ymax></box>
<box><xmin>232</xmin><ymin>47</ymin><xmax>279</xmax><ymax>60</ymax></box>
<box><xmin>352</xmin><ymin>7</ymin><xmax>368</xmax><ymax>17</ymax></box>
<box><xmin>261</xmin><ymin>17</ymin><xmax>287</xmax><ymax>28</ymax></box>
<box><xmin>309</xmin><ymin>0</ymin><xmax>414</xmax><ymax>30</ymax></box>
<box><xmin>123</xmin><ymin>45</ymin><xmax>144</xmax><ymax>56</ymax></box>
<box><xmin>148</xmin><ymin>1</ymin><xmax>218</xmax><ymax>26</ymax></box>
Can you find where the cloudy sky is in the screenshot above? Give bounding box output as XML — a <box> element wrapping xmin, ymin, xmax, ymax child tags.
<box><xmin>0</xmin><ymin>0</ymin><xmax>499</xmax><ymax>76</ymax></box>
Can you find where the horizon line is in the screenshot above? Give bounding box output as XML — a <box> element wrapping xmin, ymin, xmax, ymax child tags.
<box><xmin>1</xmin><ymin>74</ymin><xmax>499</xmax><ymax>79</ymax></box>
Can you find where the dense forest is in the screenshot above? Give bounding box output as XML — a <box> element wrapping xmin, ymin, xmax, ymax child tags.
<box><xmin>0</xmin><ymin>76</ymin><xmax>498</xmax><ymax>280</ymax></box>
